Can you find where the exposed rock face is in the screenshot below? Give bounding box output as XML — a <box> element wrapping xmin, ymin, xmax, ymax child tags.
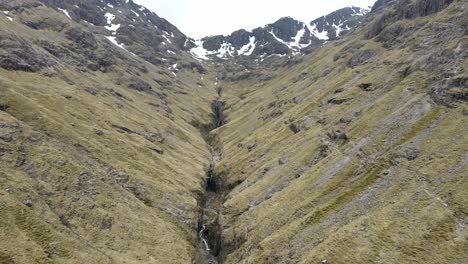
<box><xmin>0</xmin><ymin>35</ymin><xmax>51</xmax><ymax>72</ymax></box>
<box><xmin>367</xmin><ymin>0</ymin><xmax>456</xmax><ymax>39</ymax></box>
<box><xmin>373</xmin><ymin>0</ymin><xmax>455</xmax><ymax>18</ymax></box>
<box><xmin>267</xmin><ymin>17</ymin><xmax>305</xmax><ymax>42</ymax></box>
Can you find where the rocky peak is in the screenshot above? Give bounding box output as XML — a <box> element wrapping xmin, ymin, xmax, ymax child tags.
<box><xmin>267</xmin><ymin>17</ymin><xmax>305</xmax><ymax>42</ymax></box>
<box><xmin>310</xmin><ymin>6</ymin><xmax>369</xmax><ymax>40</ymax></box>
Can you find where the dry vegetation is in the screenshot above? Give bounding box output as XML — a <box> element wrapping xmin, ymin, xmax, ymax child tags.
<box><xmin>0</xmin><ymin>0</ymin><xmax>466</xmax><ymax>263</ymax></box>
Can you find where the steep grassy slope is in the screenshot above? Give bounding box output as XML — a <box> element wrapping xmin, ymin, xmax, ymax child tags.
<box><xmin>213</xmin><ymin>1</ymin><xmax>467</xmax><ymax>263</ymax></box>
<box><xmin>0</xmin><ymin>1</ymin><xmax>219</xmax><ymax>263</ymax></box>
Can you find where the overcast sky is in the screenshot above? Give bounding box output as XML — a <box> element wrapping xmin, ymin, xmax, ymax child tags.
<box><xmin>133</xmin><ymin>0</ymin><xmax>377</xmax><ymax>38</ymax></box>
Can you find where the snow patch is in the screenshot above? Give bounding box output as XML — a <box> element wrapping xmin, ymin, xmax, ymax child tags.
<box><xmin>105</xmin><ymin>13</ymin><xmax>115</xmax><ymax>24</ymax></box>
<box><xmin>131</xmin><ymin>10</ymin><xmax>140</xmax><ymax>17</ymax></box>
<box><xmin>307</xmin><ymin>24</ymin><xmax>329</xmax><ymax>40</ymax></box>
<box><xmin>104</xmin><ymin>13</ymin><xmax>120</xmax><ymax>34</ymax></box>
<box><xmin>58</xmin><ymin>8</ymin><xmax>71</xmax><ymax>19</ymax></box>
<box><xmin>105</xmin><ymin>23</ymin><xmax>120</xmax><ymax>33</ymax></box>
<box><xmin>190</xmin><ymin>40</ymin><xmax>210</xmax><ymax>60</ymax></box>
<box><xmin>269</xmin><ymin>24</ymin><xmax>312</xmax><ymax>54</ymax></box>
<box><xmin>84</xmin><ymin>20</ymin><xmax>95</xmax><ymax>26</ymax></box>
<box><xmin>162</xmin><ymin>35</ymin><xmax>172</xmax><ymax>44</ymax></box>
<box><xmin>352</xmin><ymin>7</ymin><xmax>369</xmax><ymax>16</ymax></box>
<box><xmin>237</xmin><ymin>36</ymin><xmax>256</xmax><ymax>56</ymax></box>
<box><xmin>105</xmin><ymin>36</ymin><xmax>126</xmax><ymax>50</ymax></box>
<box><xmin>216</xmin><ymin>42</ymin><xmax>235</xmax><ymax>58</ymax></box>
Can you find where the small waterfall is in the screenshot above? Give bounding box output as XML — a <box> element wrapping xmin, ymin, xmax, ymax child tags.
<box><xmin>197</xmin><ymin>96</ymin><xmax>226</xmax><ymax>263</ymax></box>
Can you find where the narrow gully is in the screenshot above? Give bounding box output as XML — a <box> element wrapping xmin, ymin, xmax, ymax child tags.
<box><xmin>197</xmin><ymin>97</ymin><xmax>225</xmax><ymax>264</ymax></box>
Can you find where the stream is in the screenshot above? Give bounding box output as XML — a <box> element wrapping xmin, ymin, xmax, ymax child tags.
<box><xmin>197</xmin><ymin>98</ymin><xmax>225</xmax><ymax>264</ymax></box>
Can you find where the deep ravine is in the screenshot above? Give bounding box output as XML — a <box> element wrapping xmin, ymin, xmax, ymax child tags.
<box><xmin>197</xmin><ymin>91</ymin><xmax>226</xmax><ymax>264</ymax></box>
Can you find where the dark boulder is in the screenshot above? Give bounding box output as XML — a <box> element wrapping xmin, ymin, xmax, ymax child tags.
<box><xmin>358</xmin><ymin>83</ymin><xmax>374</xmax><ymax>91</ymax></box>
<box><xmin>247</xmin><ymin>142</ymin><xmax>257</xmax><ymax>152</ymax></box>
<box><xmin>150</xmin><ymin>147</ymin><xmax>164</xmax><ymax>155</ymax></box>
<box><xmin>328</xmin><ymin>98</ymin><xmax>351</xmax><ymax>105</ymax></box>
<box><xmin>288</xmin><ymin>123</ymin><xmax>301</xmax><ymax>134</ymax></box>
<box><xmin>112</xmin><ymin>171</ymin><xmax>130</xmax><ymax>184</ymax></box>
<box><xmin>0</xmin><ymin>104</ymin><xmax>9</xmax><ymax>112</ymax></box>
<box><xmin>328</xmin><ymin>129</ymin><xmax>349</xmax><ymax>144</ymax></box>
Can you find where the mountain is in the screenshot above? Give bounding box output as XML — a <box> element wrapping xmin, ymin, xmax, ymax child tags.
<box><xmin>0</xmin><ymin>0</ymin><xmax>212</xmax><ymax>263</ymax></box>
<box><xmin>4</xmin><ymin>0</ymin><xmax>203</xmax><ymax>72</ymax></box>
<box><xmin>0</xmin><ymin>0</ymin><xmax>466</xmax><ymax>263</ymax></box>
<box><xmin>190</xmin><ymin>7</ymin><xmax>369</xmax><ymax>61</ymax></box>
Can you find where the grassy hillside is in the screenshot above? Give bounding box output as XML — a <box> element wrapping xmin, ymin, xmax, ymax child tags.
<box><xmin>0</xmin><ymin>1</ymin><xmax>219</xmax><ymax>263</ymax></box>
<box><xmin>214</xmin><ymin>1</ymin><xmax>467</xmax><ymax>263</ymax></box>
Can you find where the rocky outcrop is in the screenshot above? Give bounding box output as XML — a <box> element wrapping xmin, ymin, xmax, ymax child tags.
<box><xmin>367</xmin><ymin>0</ymin><xmax>455</xmax><ymax>39</ymax></box>
<box><xmin>0</xmin><ymin>35</ymin><xmax>51</xmax><ymax>72</ymax></box>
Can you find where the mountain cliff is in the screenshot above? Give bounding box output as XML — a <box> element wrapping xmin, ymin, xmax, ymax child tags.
<box><xmin>0</xmin><ymin>0</ymin><xmax>466</xmax><ymax>263</ymax></box>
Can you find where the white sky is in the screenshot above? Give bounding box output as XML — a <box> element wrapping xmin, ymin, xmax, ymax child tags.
<box><xmin>133</xmin><ymin>0</ymin><xmax>377</xmax><ymax>38</ymax></box>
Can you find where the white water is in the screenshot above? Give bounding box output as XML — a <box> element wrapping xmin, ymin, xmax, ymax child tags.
<box><xmin>199</xmin><ymin>224</ymin><xmax>211</xmax><ymax>251</ymax></box>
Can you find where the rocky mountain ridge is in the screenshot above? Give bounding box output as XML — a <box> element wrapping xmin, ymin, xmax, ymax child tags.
<box><xmin>190</xmin><ymin>7</ymin><xmax>369</xmax><ymax>61</ymax></box>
